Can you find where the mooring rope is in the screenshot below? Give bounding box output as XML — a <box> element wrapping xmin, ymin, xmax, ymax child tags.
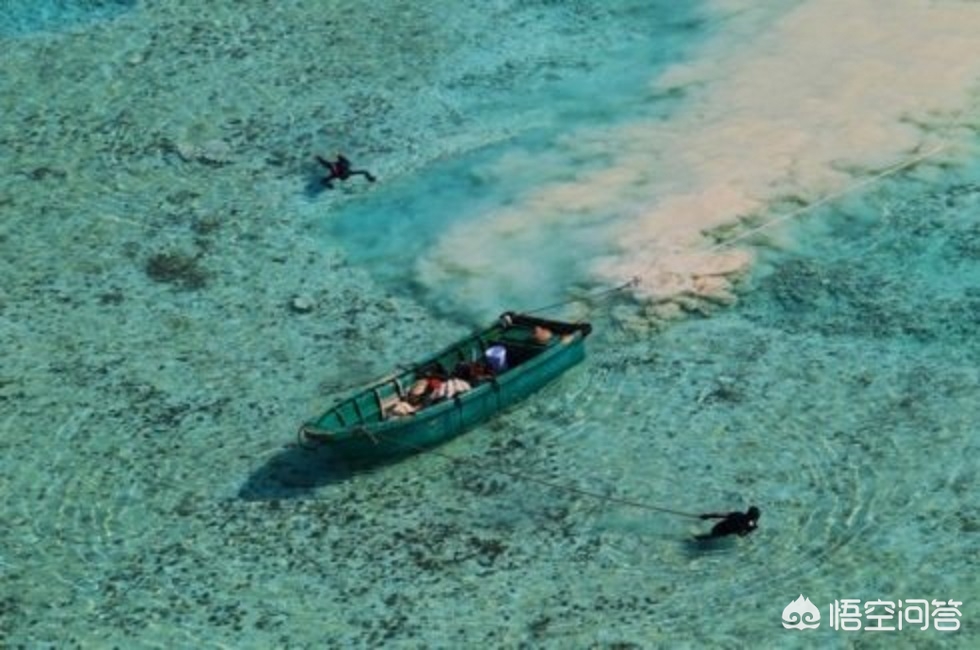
<box><xmin>522</xmin><ymin>277</ymin><xmax>640</xmax><ymax>316</ymax></box>
<box><xmin>705</xmin><ymin>144</ymin><xmax>949</xmax><ymax>253</ymax></box>
<box><xmin>522</xmin><ymin>144</ymin><xmax>949</xmax><ymax>315</ymax></box>
<box><xmin>303</xmin><ymin>431</ymin><xmax>705</xmax><ymax>519</ymax></box>
<box><xmin>421</xmin><ymin>441</ymin><xmax>705</xmax><ymax>518</ymax></box>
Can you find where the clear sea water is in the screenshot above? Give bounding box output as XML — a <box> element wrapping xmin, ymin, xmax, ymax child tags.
<box><xmin>1</xmin><ymin>1</ymin><xmax>977</xmax><ymax>648</ymax></box>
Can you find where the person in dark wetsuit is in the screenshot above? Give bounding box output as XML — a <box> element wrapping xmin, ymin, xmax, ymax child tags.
<box><xmin>695</xmin><ymin>506</ymin><xmax>760</xmax><ymax>540</ymax></box>
<box><xmin>316</xmin><ymin>154</ymin><xmax>376</xmax><ymax>188</ymax></box>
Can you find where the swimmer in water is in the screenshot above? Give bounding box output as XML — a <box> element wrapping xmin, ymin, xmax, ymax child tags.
<box><xmin>316</xmin><ymin>154</ymin><xmax>376</xmax><ymax>188</ymax></box>
<box><xmin>695</xmin><ymin>506</ymin><xmax>760</xmax><ymax>540</ymax></box>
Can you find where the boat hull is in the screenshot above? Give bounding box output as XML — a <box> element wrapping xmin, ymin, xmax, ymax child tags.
<box><xmin>299</xmin><ymin>313</ymin><xmax>590</xmax><ymax>462</ymax></box>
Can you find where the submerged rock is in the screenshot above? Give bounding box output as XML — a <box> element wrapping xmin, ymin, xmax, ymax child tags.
<box><xmin>145</xmin><ymin>251</ymin><xmax>208</xmax><ymax>290</ymax></box>
<box><xmin>289</xmin><ymin>294</ymin><xmax>316</xmax><ymax>314</ymax></box>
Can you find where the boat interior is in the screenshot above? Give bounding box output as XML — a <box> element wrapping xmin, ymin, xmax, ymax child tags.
<box><xmin>318</xmin><ymin>321</ymin><xmax>563</xmax><ymax>428</ymax></box>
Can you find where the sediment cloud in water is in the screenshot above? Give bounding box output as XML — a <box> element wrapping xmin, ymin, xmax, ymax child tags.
<box><xmin>417</xmin><ymin>0</ymin><xmax>980</xmax><ymax>318</ymax></box>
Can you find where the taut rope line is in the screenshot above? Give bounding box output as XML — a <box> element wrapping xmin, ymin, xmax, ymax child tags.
<box><xmin>343</xmin><ymin>433</ymin><xmax>705</xmax><ymax>519</ymax></box>
<box><xmin>523</xmin><ymin>145</ymin><xmax>949</xmax><ymax>315</ymax></box>
<box><xmin>705</xmin><ymin>144</ymin><xmax>949</xmax><ymax>253</ymax></box>
<box><xmin>523</xmin><ymin>278</ymin><xmax>639</xmax><ymax>316</ymax></box>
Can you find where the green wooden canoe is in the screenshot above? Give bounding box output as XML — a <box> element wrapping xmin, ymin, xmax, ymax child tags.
<box><xmin>298</xmin><ymin>312</ymin><xmax>592</xmax><ymax>461</ymax></box>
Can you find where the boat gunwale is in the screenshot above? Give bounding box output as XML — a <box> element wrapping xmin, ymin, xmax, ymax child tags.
<box><xmin>302</xmin><ymin>312</ymin><xmax>591</xmax><ymax>442</ymax></box>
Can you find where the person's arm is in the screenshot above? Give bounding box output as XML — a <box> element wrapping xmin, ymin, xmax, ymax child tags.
<box><xmin>699</xmin><ymin>513</ymin><xmax>729</xmax><ymax>520</ymax></box>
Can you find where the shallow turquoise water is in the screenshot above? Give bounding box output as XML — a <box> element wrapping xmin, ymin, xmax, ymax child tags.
<box><xmin>1</xmin><ymin>1</ymin><xmax>978</xmax><ymax>648</ymax></box>
<box><xmin>0</xmin><ymin>0</ymin><xmax>135</xmax><ymax>36</ymax></box>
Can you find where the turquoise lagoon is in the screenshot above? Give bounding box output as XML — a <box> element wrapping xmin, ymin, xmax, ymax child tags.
<box><xmin>1</xmin><ymin>1</ymin><xmax>977</xmax><ymax>648</ymax></box>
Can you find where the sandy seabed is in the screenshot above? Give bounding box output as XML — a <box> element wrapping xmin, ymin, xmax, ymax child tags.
<box><xmin>1</xmin><ymin>1</ymin><xmax>978</xmax><ymax>647</ymax></box>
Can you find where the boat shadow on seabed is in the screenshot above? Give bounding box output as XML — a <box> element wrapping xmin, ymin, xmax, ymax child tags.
<box><xmin>237</xmin><ymin>443</ymin><xmax>370</xmax><ymax>501</ymax></box>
